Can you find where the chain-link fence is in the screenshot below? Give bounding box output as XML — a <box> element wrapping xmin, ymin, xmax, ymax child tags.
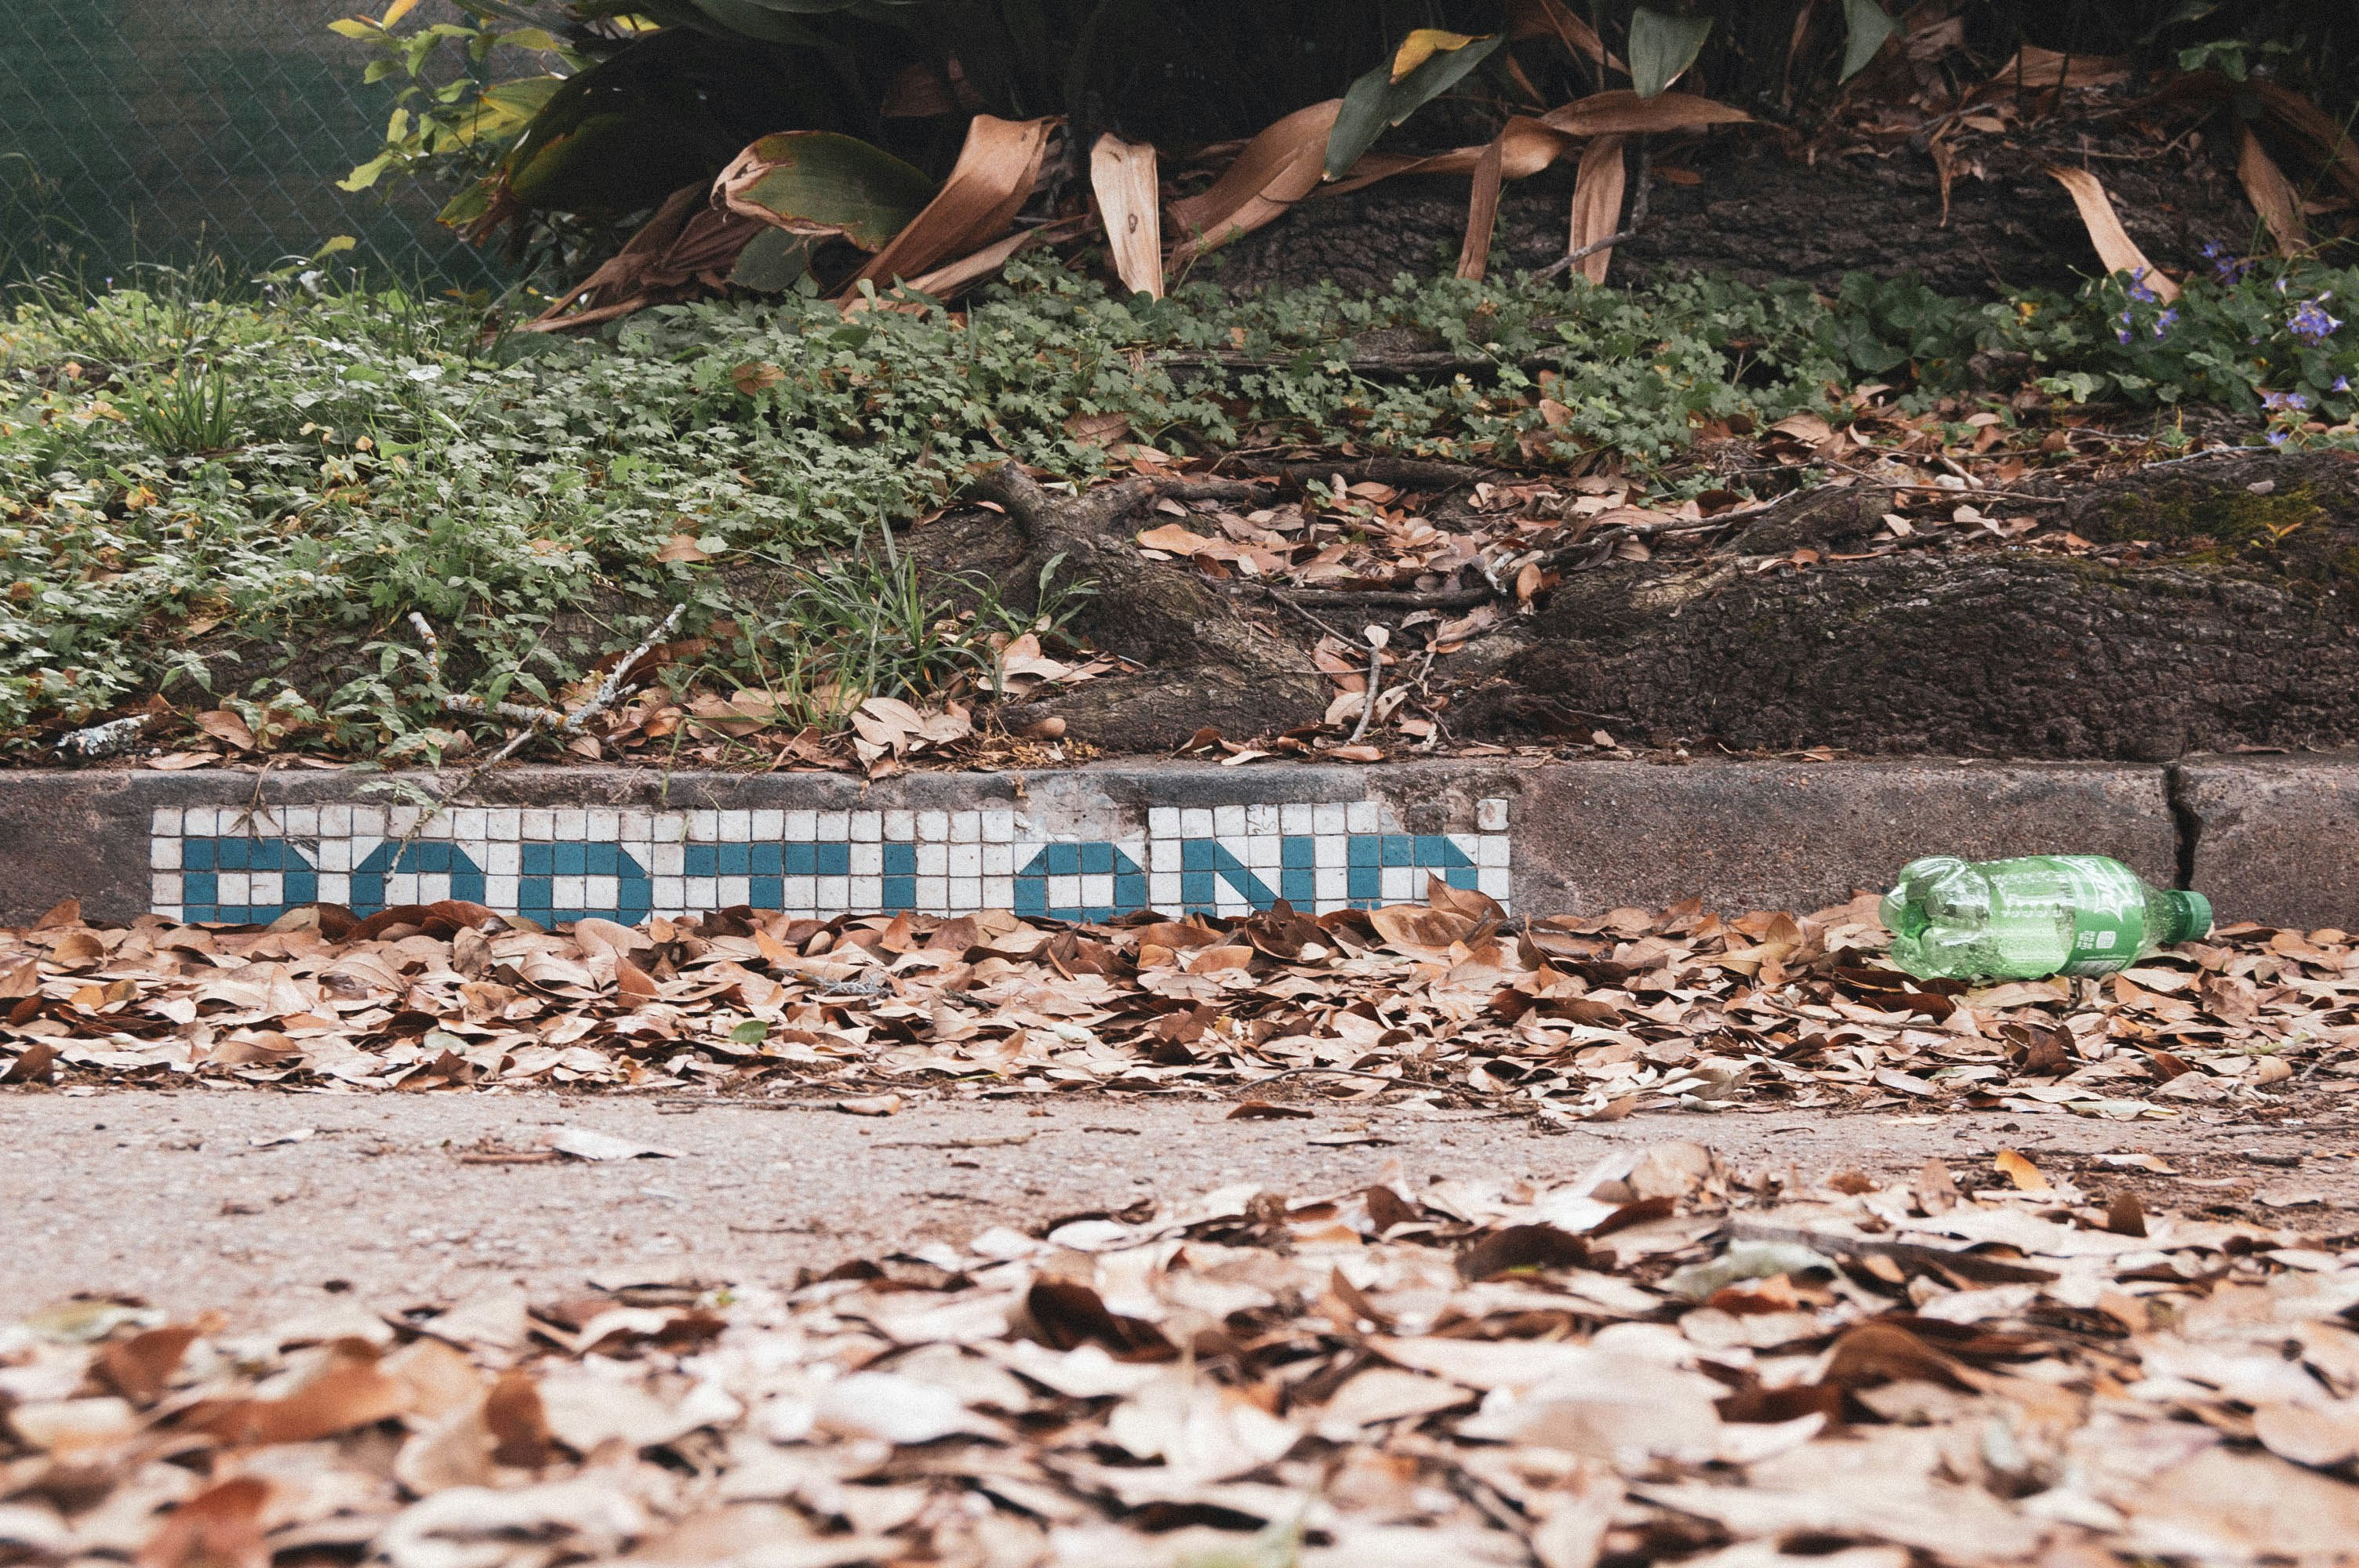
<box><xmin>1</xmin><ymin>0</ymin><xmax>514</xmax><ymax>292</ymax></box>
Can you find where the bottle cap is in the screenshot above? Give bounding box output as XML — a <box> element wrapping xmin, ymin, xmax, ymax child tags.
<box><xmin>2166</xmin><ymin>890</ymin><xmax>2213</xmax><ymax>946</ymax></box>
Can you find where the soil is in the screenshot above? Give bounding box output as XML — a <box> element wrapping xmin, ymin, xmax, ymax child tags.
<box><xmin>9</xmin><ymin>1086</ymin><xmax>2351</xmax><ymax>1327</ymax></box>
<box><xmin>913</xmin><ymin>448</ymin><xmax>2359</xmax><ymax>761</ymax></box>
<box><xmin>1212</xmin><ymin>93</ymin><xmax>2263</xmax><ymax>301</ymax></box>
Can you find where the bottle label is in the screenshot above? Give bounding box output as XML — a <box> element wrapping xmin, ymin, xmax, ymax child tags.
<box><xmin>2052</xmin><ymin>857</ymin><xmax>2145</xmax><ymax>977</ymax></box>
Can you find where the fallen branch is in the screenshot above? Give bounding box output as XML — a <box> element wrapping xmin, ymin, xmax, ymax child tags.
<box><xmin>1347</xmin><ymin>626</ymin><xmax>1389</xmax><ymax>745</ymax></box>
<box><xmin>53</xmin><ymin>713</ymin><xmax>148</xmax><ymax>760</ymax></box>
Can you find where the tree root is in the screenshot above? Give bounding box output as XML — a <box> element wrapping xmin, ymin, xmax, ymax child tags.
<box><xmin>969</xmin><ymin>465</ymin><xmax>1329</xmax><ymax>751</ymax></box>
<box><xmin>1218</xmin><ymin>456</ymin><xmax>1505</xmax><ymax>492</ymax></box>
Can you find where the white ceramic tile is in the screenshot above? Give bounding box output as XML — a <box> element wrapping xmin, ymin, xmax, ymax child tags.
<box><xmin>849</xmin><ymin>876</ymin><xmax>883</xmax><ymax>911</ymax></box>
<box><xmin>520</xmin><ymin>808</ymin><xmax>551</xmax><ymax>839</ymax></box>
<box><xmin>655</xmin><ymin>815</ymin><xmax>686</xmax><ymax>843</ymax></box>
<box><xmin>1313</xmin><ymin>803</ymin><xmax>1348</xmax><ymax>836</ymax></box>
<box><xmin>1213</xmin><ymin>804</ymin><xmax>1246</xmax><ymax>837</ymax></box>
<box><xmin>184</xmin><ymin>807</ymin><xmax>217</xmax><ymax>835</ymax></box>
<box><xmin>651</xmin><ymin>842</ymin><xmax>683</xmax><ymax>877</ymax></box>
<box><xmin>251</xmin><ymin>873</ymin><xmax>284</xmax><ymax>906</ymax></box>
<box><xmin>323</xmin><ymin>805</ymin><xmax>354</xmax><ymax>837</ymax></box>
<box><xmin>618</xmin><ymin>811</ymin><xmax>652</xmax><ymax>842</ymax></box>
<box><xmin>485</xmin><ymin>874</ymin><xmax>520</xmax><ymax>908</ymax></box>
<box><xmin>1081</xmin><ymin>873</ymin><xmax>1115</xmax><ymax>910</ymax></box>
<box><xmin>1315</xmin><ymin>834</ymin><xmax>1347</xmax><ymax>867</ymax></box>
<box><xmin>652</xmin><ymin>876</ymin><xmax>685</xmax><ymax>911</ymax></box>
<box><xmin>1180</xmin><ymin>808</ymin><xmax>1214</xmax><ymax>839</ymax></box>
<box><xmin>983</xmin><ymin>808</ymin><xmax>1017</xmax><ymax>842</ymax></box>
<box><xmin>216</xmin><ymin>872</ymin><xmax>249</xmax><ymax>904</ymax></box>
<box><xmin>551</xmin><ymin>874</ymin><xmax>586</xmax><ymax>908</ymax></box>
<box><xmin>1478</xmin><ymin>836</ymin><xmax>1510</xmax><ymax>868</ymax></box>
<box><xmin>486</xmin><ymin>842</ymin><xmax>521</xmax><ymax>876</ymax></box>
<box><xmin>1245</xmin><ymin>804</ymin><xmax>1277</xmax><ymax>834</ymax></box>
<box><xmin>1315</xmin><ymin>866</ymin><xmax>1347</xmax><ymax>902</ymax></box>
<box><xmin>918</xmin><ymin>810</ymin><xmax>950</xmax><ymax>841</ymax></box>
<box><xmin>1048</xmin><ymin>874</ymin><xmax>1081</xmax><ymax>911</ymax></box>
<box><xmin>151</xmin><ymin>838</ymin><xmax>180</xmax><ymax>869</ymax></box>
<box><xmin>884</xmin><ymin>809</ymin><xmax>915</xmax><ymax>840</ymax></box>
<box><xmin>285</xmin><ymin>806</ymin><xmax>320</xmax><ymax>837</ymax></box>
<box><xmin>916</xmin><ymin>843</ymin><xmax>948</xmax><ymax>877</ymax></box>
<box><xmin>1380</xmin><ymin>866</ymin><xmax>1416</xmax><ymax>902</ymax></box>
<box><xmin>688</xmin><ymin>877</ymin><xmax>718</xmax><ymax>908</ymax></box>
<box><xmin>1244</xmin><ymin>836</ymin><xmax>1280</xmax><ymax>869</ymax></box>
<box><xmin>1149</xmin><ymin>839</ymin><xmax>1179</xmax><ymax>873</ymax></box>
<box><xmin>317</xmin><ymin>873</ymin><xmax>349</xmax><ymax>906</ymax></box>
<box><xmin>950</xmin><ymin>811</ymin><xmax>980</xmax><ymax>843</ymax></box>
<box><xmin>488</xmin><ymin>808</ymin><xmax>521</xmax><ymax>840</ymax></box>
<box><xmin>151</xmin><ymin>873</ymin><xmax>181</xmax><ymax>906</ymax></box>
<box><xmin>1347</xmin><ymin>800</ymin><xmax>1380</xmax><ymax>833</ymax></box>
<box><xmin>949</xmin><ymin>877</ymin><xmax>982</xmax><ymax>912</ymax></box>
<box><xmin>1279</xmin><ymin>803</ymin><xmax>1314</xmax><ymax>835</ymax></box>
<box><xmin>915</xmin><ymin>876</ymin><xmax>947</xmax><ymax>909</ymax></box>
<box><xmin>850</xmin><ymin>843</ymin><xmax>883</xmax><ymax>877</ymax></box>
<box><xmin>717</xmin><ymin>810</ymin><xmax>748</xmax><ymax>841</ymax></box>
<box><xmin>816</xmin><ymin>875</ymin><xmax>849</xmax><ymax>912</ymax></box>
<box><xmin>753</xmin><ymin>809</ymin><xmax>784</xmax><ymax>841</ymax></box>
<box><xmin>551</xmin><ymin>808</ymin><xmax>583</xmax><ymax>838</ymax></box>
<box><xmin>151</xmin><ymin>807</ymin><xmax>183</xmax><ymax>835</ymax></box>
<box><xmin>852</xmin><ymin>811</ymin><xmax>882</xmax><ymax>842</ymax></box>
<box><xmin>1477</xmin><ymin>797</ymin><xmax>1510</xmax><ymax>832</ymax></box>
<box><xmin>982</xmin><ymin>844</ymin><xmax>1013</xmax><ymax>877</ymax></box>
<box><xmin>1478</xmin><ymin>866</ymin><xmax>1511</xmax><ymax>902</ymax></box>
<box><xmin>450</xmin><ymin>808</ymin><xmax>485</xmax><ymax>840</ymax></box>
<box><xmin>1150</xmin><ymin>872</ymin><xmax>1182</xmax><ymax>908</ymax></box>
<box><xmin>316</xmin><ymin>840</ymin><xmax>351</xmax><ymax>873</ymax></box>
<box><xmin>689</xmin><ymin>810</ymin><xmax>718</xmax><ymax>841</ymax></box>
<box><xmin>718</xmin><ymin>876</ymin><xmax>750</xmax><ymax>907</ymax></box>
<box><xmin>949</xmin><ymin>844</ymin><xmax>982</xmax><ymax>878</ymax></box>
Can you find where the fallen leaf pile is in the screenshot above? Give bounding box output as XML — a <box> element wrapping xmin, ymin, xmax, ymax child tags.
<box><xmin>10</xmin><ymin>1139</ymin><xmax>2359</xmax><ymax>1566</ymax></box>
<box><xmin>2</xmin><ymin>887</ymin><xmax>2354</xmax><ymax>1122</ymax></box>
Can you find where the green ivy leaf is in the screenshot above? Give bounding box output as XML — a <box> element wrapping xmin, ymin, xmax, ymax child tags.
<box><xmin>1628</xmin><ymin>7</ymin><xmax>1713</xmax><ymax>100</ymax></box>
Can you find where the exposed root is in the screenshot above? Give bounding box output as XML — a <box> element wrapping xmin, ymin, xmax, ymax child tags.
<box><xmin>969</xmin><ymin>465</ymin><xmax>1327</xmax><ymax>750</ymax></box>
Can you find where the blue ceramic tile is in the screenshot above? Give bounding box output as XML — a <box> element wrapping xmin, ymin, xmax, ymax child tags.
<box><xmin>351</xmin><ymin>841</ymin><xmax>485</xmax><ymax>914</ymax></box>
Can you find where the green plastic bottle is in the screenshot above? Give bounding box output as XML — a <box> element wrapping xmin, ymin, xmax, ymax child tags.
<box><xmin>1881</xmin><ymin>855</ymin><xmax>2212</xmax><ymax>982</ymax></box>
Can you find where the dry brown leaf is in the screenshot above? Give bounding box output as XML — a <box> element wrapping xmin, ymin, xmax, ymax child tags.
<box><xmin>1090</xmin><ymin>133</ymin><xmax>1164</xmax><ymax>299</ymax></box>
<box><xmin>1567</xmin><ymin>133</ymin><xmax>1627</xmax><ymax>285</ymax></box>
<box><xmin>138</xmin><ymin>1477</ymin><xmax>270</xmax><ymax>1568</ymax></box>
<box><xmin>2044</xmin><ymin>165</ymin><xmax>2180</xmax><ymax>301</ymax></box>
<box><xmin>188</xmin><ymin>1346</ymin><xmax>413</xmax><ymax>1445</ymax></box>
<box><xmin>852</xmin><ymin>115</ymin><xmax>1056</xmax><ymax>293</ymax></box>
<box><xmin>1992</xmin><ymin>1148</ymin><xmax>2050</xmax><ymax>1193</ymax></box>
<box><xmin>194</xmin><ymin>710</ymin><xmax>255</xmax><ymax>751</ymax></box>
<box><xmin>1456</xmin><ymin>136</ymin><xmax>1506</xmax><ymax>281</ymax></box>
<box><xmin>1168</xmin><ymin>100</ymin><xmax>1341</xmax><ymax>259</ymax></box>
<box><xmin>2238</xmin><ymin>126</ymin><xmax>2308</xmax><ymax>259</ymax></box>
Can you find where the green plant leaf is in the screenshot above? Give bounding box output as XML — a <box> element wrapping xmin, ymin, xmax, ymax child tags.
<box><xmin>731</xmin><ymin>227</ymin><xmax>817</xmax><ymax>291</ymax></box>
<box><xmin>1838</xmin><ymin>0</ymin><xmax>1899</xmax><ymax>82</ymax></box>
<box><xmin>1628</xmin><ymin>6</ymin><xmax>1712</xmax><ymax>100</ymax></box>
<box><xmin>720</xmin><ymin>131</ymin><xmax>936</xmax><ymax>251</ymax></box>
<box><xmin>1325</xmin><ymin>31</ymin><xmax>1502</xmax><ymax>182</ymax></box>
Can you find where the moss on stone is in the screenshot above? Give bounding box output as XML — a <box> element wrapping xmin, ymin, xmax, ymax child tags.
<box><xmin>2088</xmin><ymin>484</ymin><xmax>2359</xmax><ymax>590</ymax></box>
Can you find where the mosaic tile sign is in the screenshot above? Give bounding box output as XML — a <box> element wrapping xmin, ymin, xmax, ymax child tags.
<box><xmin>149</xmin><ymin>796</ymin><xmax>1513</xmax><ymax>926</ymax></box>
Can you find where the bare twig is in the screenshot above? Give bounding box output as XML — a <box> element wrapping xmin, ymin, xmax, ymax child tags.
<box><xmin>1347</xmin><ymin>626</ymin><xmax>1388</xmax><ymax>744</ymax></box>
<box><xmin>395</xmin><ymin>604</ymin><xmax>688</xmax><ymax>859</ymax></box>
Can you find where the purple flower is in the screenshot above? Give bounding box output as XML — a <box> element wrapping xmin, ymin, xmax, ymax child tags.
<box><xmin>2127</xmin><ymin>270</ymin><xmax>2160</xmax><ymax>304</ymax></box>
<box><xmin>2117</xmin><ymin>326</ymin><xmax>2134</xmax><ymax>344</ymax></box>
<box><xmin>2290</xmin><ymin>296</ymin><xmax>2343</xmax><ymax>343</ymax></box>
<box><xmin>2336</xmin><ymin>376</ymin><xmax>2353</xmax><ymax>393</ymax></box>
<box><xmin>2262</xmin><ymin>390</ymin><xmax>2310</xmax><ymax>412</ymax></box>
<box><xmin>2267</xmin><ymin>428</ymin><xmax>2290</xmax><ymax>445</ymax></box>
<box><xmin>2153</xmin><ymin>308</ymin><xmax>2179</xmax><ymax>337</ymax></box>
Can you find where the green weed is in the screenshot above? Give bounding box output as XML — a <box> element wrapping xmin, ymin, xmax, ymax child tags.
<box><xmin>1</xmin><ymin>252</ymin><xmax>2353</xmax><ymax>754</ymax></box>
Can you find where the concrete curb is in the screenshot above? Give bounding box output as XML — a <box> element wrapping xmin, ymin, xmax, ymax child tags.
<box><xmin>0</xmin><ymin>754</ymin><xmax>2345</xmax><ymax>928</ymax></box>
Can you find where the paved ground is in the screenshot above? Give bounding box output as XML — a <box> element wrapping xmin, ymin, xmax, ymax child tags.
<box><xmin>9</xmin><ymin>1087</ymin><xmax>2353</xmax><ymax>1325</ymax></box>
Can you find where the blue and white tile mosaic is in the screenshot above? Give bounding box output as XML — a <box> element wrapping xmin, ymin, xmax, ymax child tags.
<box><xmin>147</xmin><ymin>797</ymin><xmax>1512</xmax><ymax>924</ymax></box>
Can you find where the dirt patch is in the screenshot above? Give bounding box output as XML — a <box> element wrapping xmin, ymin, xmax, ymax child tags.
<box><xmin>1211</xmin><ymin>105</ymin><xmax>2262</xmax><ymax>301</ymax></box>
